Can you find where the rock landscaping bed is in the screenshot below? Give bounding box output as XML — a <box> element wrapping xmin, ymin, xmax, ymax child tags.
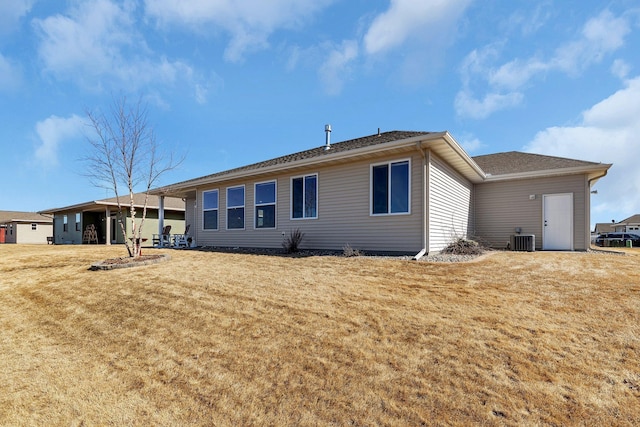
<box><xmin>196</xmin><ymin>246</ymin><xmax>486</xmax><ymax>262</ymax></box>
<box><xmin>90</xmin><ymin>253</ymin><xmax>171</xmax><ymax>271</ymax></box>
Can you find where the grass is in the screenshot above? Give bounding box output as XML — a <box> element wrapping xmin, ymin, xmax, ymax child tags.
<box><xmin>1</xmin><ymin>244</ymin><xmax>639</xmax><ymax>426</ymax></box>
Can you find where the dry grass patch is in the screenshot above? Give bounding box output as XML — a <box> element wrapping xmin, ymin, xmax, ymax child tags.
<box><xmin>0</xmin><ymin>245</ymin><xmax>639</xmax><ymax>425</ymax></box>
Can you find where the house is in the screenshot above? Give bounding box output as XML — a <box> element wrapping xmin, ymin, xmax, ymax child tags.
<box><xmin>149</xmin><ymin>130</ymin><xmax>611</xmax><ymax>256</ymax></box>
<box><xmin>594</xmin><ymin>222</ymin><xmax>617</xmax><ymax>235</ymax></box>
<box><xmin>612</xmin><ymin>214</ymin><xmax>640</xmax><ymax>233</ymax></box>
<box><xmin>0</xmin><ymin>211</ymin><xmax>53</xmax><ymax>244</ymax></box>
<box><xmin>40</xmin><ymin>193</ymin><xmax>185</xmax><ymax>245</ymax></box>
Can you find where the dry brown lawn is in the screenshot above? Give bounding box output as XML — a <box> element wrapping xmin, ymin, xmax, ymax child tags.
<box><xmin>0</xmin><ymin>244</ymin><xmax>639</xmax><ymax>426</ymax></box>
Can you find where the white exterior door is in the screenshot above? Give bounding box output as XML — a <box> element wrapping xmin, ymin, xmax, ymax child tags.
<box><xmin>543</xmin><ymin>193</ymin><xmax>573</xmax><ymax>250</ymax></box>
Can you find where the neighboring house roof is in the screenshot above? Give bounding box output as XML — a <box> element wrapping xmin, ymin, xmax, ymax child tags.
<box><xmin>614</xmin><ymin>214</ymin><xmax>640</xmax><ymax>225</ymax></box>
<box><xmin>151</xmin><ymin>130</ymin><xmax>612</xmax><ymax>198</ymax></box>
<box><xmin>0</xmin><ymin>211</ymin><xmax>53</xmax><ymax>224</ymax></box>
<box><xmin>472</xmin><ymin>151</ymin><xmax>610</xmax><ymax>179</ymax></box>
<box><xmin>40</xmin><ymin>193</ymin><xmax>185</xmax><ymax>214</ymax></box>
<box><xmin>594</xmin><ymin>223</ymin><xmax>616</xmax><ymax>234</ymax></box>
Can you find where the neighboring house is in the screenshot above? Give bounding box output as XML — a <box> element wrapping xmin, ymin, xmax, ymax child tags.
<box><xmin>40</xmin><ymin>193</ymin><xmax>185</xmax><ymax>245</ymax></box>
<box><xmin>612</xmin><ymin>214</ymin><xmax>640</xmax><ymax>233</ymax></box>
<box><xmin>594</xmin><ymin>222</ymin><xmax>617</xmax><ymax>235</ymax></box>
<box><xmin>149</xmin><ymin>130</ymin><xmax>611</xmax><ymax>256</ymax></box>
<box><xmin>592</xmin><ymin>222</ymin><xmax>617</xmax><ymax>243</ymax></box>
<box><xmin>0</xmin><ymin>211</ymin><xmax>53</xmax><ymax>244</ymax></box>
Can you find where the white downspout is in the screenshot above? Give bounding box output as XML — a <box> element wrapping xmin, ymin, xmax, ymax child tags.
<box><xmin>414</xmin><ymin>144</ymin><xmax>429</xmax><ymax>260</ymax></box>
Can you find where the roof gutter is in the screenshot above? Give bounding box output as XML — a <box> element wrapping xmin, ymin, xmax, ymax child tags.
<box><xmin>587</xmin><ymin>168</ymin><xmax>609</xmax><ymax>187</ymax></box>
<box><xmin>483</xmin><ymin>164</ymin><xmax>612</xmax><ymax>182</ymax></box>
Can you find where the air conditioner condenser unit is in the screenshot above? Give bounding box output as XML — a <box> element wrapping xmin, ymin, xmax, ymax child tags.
<box><xmin>510</xmin><ymin>234</ymin><xmax>535</xmax><ymax>252</ymax></box>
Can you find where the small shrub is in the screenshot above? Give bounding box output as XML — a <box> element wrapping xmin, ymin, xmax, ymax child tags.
<box><xmin>342</xmin><ymin>244</ymin><xmax>362</xmax><ymax>257</ymax></box>
<box><xmin>282</xmin><ymin>228</ymin><xmax>305</xmax><ymax>253</ymax></box>
<box><xmin>441</xmin><ymin>238</ymin><xmax>484</xmax><ymax>255</ymax></box>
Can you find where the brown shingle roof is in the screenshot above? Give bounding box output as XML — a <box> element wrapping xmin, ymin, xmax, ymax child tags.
<box><xmin>0</xmin><ymin>211</ymin><xmax>53</xmax><ymax>224</ymax></box>
<box><xmin>616</xmin><ymin>214</ymin><xmax>640</xmax><ymax>225</ymax></box>
<box><xmin>594</xmin><ymin>222</ymin><xmax>616</xmax><ymax>234</ymax></box>
<box><xmin>40</xmin><ymin>193</ymin><xmax>184</xmax><ymax>214</ymax></box>
<box><xmin>472</xmin><ymin>151</ymin><xmax>604</xmax><ymax>176</ymax></box>
<box><xmin>169</xmin><ymin>130</ymin><xmax>432</xmax><ymax>187</ymax></box>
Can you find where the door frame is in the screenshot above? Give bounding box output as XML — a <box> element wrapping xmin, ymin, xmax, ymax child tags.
<box><xmin>542</xmin><ymin>193</ymin><xmax>573</xmax><ymax>250</ymax></box>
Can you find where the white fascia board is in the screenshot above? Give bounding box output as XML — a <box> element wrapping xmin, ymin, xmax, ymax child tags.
<box><xmin>483</xmin><ymin>164</ymin><xmax>612</xmax><ymax>182</ymax></box>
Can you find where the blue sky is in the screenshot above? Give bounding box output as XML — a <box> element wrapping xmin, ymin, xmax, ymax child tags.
<box><xmin>1</xmin><ymin>0</ymin><xmax>639</xmax><ymax>227</ymax></box>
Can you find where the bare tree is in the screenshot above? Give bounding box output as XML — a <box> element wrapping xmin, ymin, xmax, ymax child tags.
<box><xmin>84</xmin><ymin>96</ymin><xmax>181</xmax><ymax>257</ymax></box>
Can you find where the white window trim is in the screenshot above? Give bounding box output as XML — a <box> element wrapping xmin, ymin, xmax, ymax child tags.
<box><xmin>202</xmin><ymin>189</ymin><xmax>220</xmax><ymax>231</ymax></box>
<box><xmin>226</xmin><ymin>185</ymin><xmax>246</xmax><ymax>230</ymax></box>
<box><xmin>254</xmin><ymin>180</ymin><xmax>277</xmax><ymax>230</ymax></box>
<box><xmin>290</xmin><ymin>173</ymin><xmax>318</xmax><ymax>220</ymax></box>
<box><xmin>370</xmin><ymin>158</ymin><xmax>411</xmax><ymax>216</ymax></box>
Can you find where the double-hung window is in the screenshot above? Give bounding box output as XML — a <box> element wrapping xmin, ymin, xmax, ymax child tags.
<box><xmin>291</xmin><ymin>174</ymin><xmax>317</xmax><ymax>219</ymax></box>
<box><xmin>255</xmin><ymin>181</ymin><xmax>276</xmax><ymax>228</ymax></box>
<box><xmin>203</xmin><ymin>190</ymin><xmax>219</xmax><ymax>230</ymax></box>
<box><xmin>371</xmin><ymin>160</ymin><xmax>410</xmax><ymax>215</ymax></box>
<box><xmin>63</xmin><ymin>215</ymin><xmax>68</xmax><ymax>232</ymax></box>
<box><xmin>227</xmin><ymin>186</ymin><xmax>245</xmax><ymax>229</ymax></box>
<box><xmin>75</xmin><ymin>213</ymin><xmax>81</xmax><ymax>231</ymax></box>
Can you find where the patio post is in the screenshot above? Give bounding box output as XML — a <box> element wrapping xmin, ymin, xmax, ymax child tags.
<box><xmin>105</xmin><ymin>207</ymin><xmax>111</xmax><ymax>245</ymax></box>
<box><xmin>158</xmin><ymin>195</ymin><xmax>165</xmax><ymax>247</ymax></box>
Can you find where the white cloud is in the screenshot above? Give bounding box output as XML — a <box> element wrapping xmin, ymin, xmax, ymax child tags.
<box><xmin>0</xmin><ymin>53</ymin><xmax>22</xmax><ymax>91</ymax></box>
<box><xmin>34</xmin><ymin>114</ymin><xmax>86</xmax><ymax>167</ymax></box>
<box><xmin>33</xmin><ymin>0</ymin><xmax>207</xmax><ymax>102</ymax></box>
<box><xmin>488</xmin><ymin>58</ymin><xmax>549</xmax><ymax>91</ymax></box>
<box><xmin>524</xmin><ymin>76</ymin><xmax>640</xmax><ymax>223</ymax></box>
<box><xmin>456</xmin><ymin>9</ymin><xmax>632</xmax><ymax>119</ymax></box>
<box><xmin>318</xmin><ymin>40</ymin><xmax>359</xmax><ymax>96</ymax></box>
<box><xmin>505</xmin><ymin>2</ymin><xmax>552</xmax><ymax>36</ymax></box>
<box><xmin>363</xmin><ymin>0</ymin><xmax>472</xmax><ymax>55</ymax></box>
<box><xmin>454</xmin><ymin>90</ymin><xmax>522</xmax><ymax>120</ymax></box>
<box><xmin>611</xmin><ymin>59</ymin><xmax>630</xmax><ymax>80</ymax></box>
<box><xmin>144</xmin><ymin>0</ymin><xmax>334</xmax><ymax>62</ymax></box>
<box><xmin>0</xmin><ymin>0</ymin><xmax>34</xmax><ymax>34</ymax></box>
<box><xmin>457</xmin><ymin>133</ymin><xmax>485</xmax><ymax>154</ymax></box>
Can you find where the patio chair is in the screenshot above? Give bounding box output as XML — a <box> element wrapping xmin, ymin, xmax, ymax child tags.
<box><xmin>173</xmin><ymin>224</ymin><xmax>191</xmax><ymax>248</ymax></box>
<box><xmin>152</xmin><ymin>225</ymin><xmax>172</xmax><ymax>247</ymax></box>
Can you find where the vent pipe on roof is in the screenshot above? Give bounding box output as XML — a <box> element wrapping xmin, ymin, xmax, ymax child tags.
<box><xmin>324</xmin><ymin>124</ymin><xmax>331</xmax><ymax>150</ymax></box>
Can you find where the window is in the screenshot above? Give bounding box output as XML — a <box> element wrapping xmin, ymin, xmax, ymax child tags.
<box><xmin>75</xmin><ymin>213</ymin><xmax>81</xmax><ymax>231</ymax></box>
<box><xmin>31</xmin><ymin>223</ymin><xmax>37</xmax><ymax>230</ymax></box>
<box><xmin>227</xmin><ymin>186</ymin><xmax>245</xmax><ymax>229</ymax></box>
<box><xmin>203</xmin><ymin>190</ymin><xmax>219</xmax><ymax>230</ymax></box>
<box><xmin>372</xmin><ymin>160</ymin><xmax>410</xmax><ymax>215</ymax></box>
<box><xmin>292</xmin><ymin>174</ymin><xmax>317</xmax><ymax>219</ymax></box>
<box><xmin>255</xmin><ymin>181</ymin><xmax>276</xmax><ymax>228</ymax></box>
<box><xmin>63</xmin><ymin>215</ymin><xmax>68</xmax><ymax>232</ymax></box>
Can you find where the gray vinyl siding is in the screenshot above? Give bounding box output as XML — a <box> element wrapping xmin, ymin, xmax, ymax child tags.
<box><xmin>184</xmin><ymin>196</ymin><xmax>197</xmax><ymax>242</ymax></box>
<box><xmin>53</xmin><ymin>214</ymin><xmax>82</xmax><ymax>244</ymax></box>
<box><xmin>428</xmin><ymin>154</ymin><xmax>473</xmax><ymax>252</ymax></box>
<box><xmin>474</xmin><ymin>174</ymin><xmax>589</xmax><ymax>250</ymax></box>
<box><xmin>194</xmin><ymin>152</ymin><xmax>424</xmax><ymax>253</ymax></box>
